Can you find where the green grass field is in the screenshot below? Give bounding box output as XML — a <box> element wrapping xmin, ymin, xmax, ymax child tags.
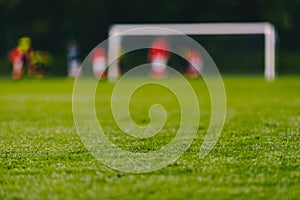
<box><xmin>0</xmin><ymin>76</ymin><xmax>299</xmax><ymax>199</ymax></box>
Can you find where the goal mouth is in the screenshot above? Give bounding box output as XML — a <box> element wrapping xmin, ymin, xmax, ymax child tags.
<box><xmin>108</xmin><ymin>22</ymin><xmax>276</xmax><ymax>81</ymax></box>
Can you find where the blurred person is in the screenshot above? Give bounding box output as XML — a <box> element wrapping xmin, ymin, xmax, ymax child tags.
<box><xmin>8</xmin><ymin>46</ymin><xmax>24</xmax><ymax>80</ymax></box>
<box><xmin>18</xmin><ymin>37</ymin><xmax>32</xmax><ymax>55</ymax></box>
<box><xmin>8</xmin><ymin>37</ymin><xmax>32</xmax><ymax>80</ymax></box>
<box><xmin>185</xmin><ymin>49</ymin><xmax>203</xmax><ymax>78</ymax></box>
<box><xmin>67</xmin><ymin>41</ymin><xmax>81</xmax><ymax>77</ymax></box>
<box><xmin>148</xmin><ymin>39</ymin><xmax>169</xmax><ymax>78</ymax></box>
<box><xmin>18</xmin><ymin>37</ymin><xmax>33</xmax><ymax>74</ymax></box>
<box><xmin>28</xmin><ymin>50</ymin><xmax>51</xmax><ymax>77</ymax></box>
<box><xmin>91</xmin><ymin>47</ymin><xmax>106</xmax><ymax>79</ymax></box>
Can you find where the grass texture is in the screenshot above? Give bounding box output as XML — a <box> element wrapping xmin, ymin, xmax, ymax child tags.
<box><xmin>0</xmin><ymin>76</ymin><xmax>299</xmax><ymax>199</ymax></box>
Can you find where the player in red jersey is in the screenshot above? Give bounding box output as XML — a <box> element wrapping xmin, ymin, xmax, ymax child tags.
<box><xmin>185</xmin><ymin>49</ymin><xmax>203</xmax><ymax>78</ymax></box>
<box><xmin>8</xmin><ymin>37</ymin><xmax>32</xmax><ymax>79</ymax></box>
<box><xmin>8</xmin><ymin>47</ymin><xmax>24</xmax><ymax>80</ymax></box>
<box><xmin>91</xmin><ymin>47</ymin><xmax>106</xmax><ymax>79</ymax></box>
<box><xmin>148</xmin><ymin>39</ymin><xmax>169</xmax><ymax>78</ymax></box>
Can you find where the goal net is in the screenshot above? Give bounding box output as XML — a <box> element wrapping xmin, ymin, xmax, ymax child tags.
<box><xmin>107</xmin><ymin>22</ymin><xmax>276</xmax><ymax>81</ymax></box>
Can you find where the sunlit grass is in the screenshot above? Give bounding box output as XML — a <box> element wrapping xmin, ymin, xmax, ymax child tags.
<box><xmin>0</xmin><ymin>76</ymin><xmax>299</xmax><ymax>199</ymax></box>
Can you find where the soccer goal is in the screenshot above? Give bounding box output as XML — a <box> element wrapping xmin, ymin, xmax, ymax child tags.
<box><xmin>107</xmin><ymin>22</ymin><xmax>276</xmax><ymax>81</ymax></box>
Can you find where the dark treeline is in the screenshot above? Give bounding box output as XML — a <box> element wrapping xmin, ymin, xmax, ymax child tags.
<box><xmin>1</xmin><ymin>0</ymin><xmax>300</xmax><ymax>75</ymax></box>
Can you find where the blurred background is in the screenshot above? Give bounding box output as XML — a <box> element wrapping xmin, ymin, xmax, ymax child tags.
<box><xmin>0</xmin><ymin>0</ymin><xmax>299</xmax><ymax>76</ymax></box>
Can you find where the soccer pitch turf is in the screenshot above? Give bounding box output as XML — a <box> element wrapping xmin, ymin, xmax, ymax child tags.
<box><xmin>0</xmin><ymin>76</ymin><xmax>299</xmax><ymax>199</ymax></box>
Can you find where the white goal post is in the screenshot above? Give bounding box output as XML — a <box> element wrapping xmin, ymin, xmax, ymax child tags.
<box><xmin>107</xmin><ymin>22</ymin><xmax>276</xmax><ymax>81</ymax></box>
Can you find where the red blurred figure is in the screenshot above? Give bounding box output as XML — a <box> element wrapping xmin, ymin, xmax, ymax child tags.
<box><xmin>8</xmin><ymin>47</ymin><xmax>24</xmax><ymax>80</ymax></box>
<box><xmin>185</xmin><ymin>49</ymin><xmax>203</xmax><ymax>78</ymax></box>
<box><xmin>91</xmin><ymin>48</ymin><xmax>106</xmax><ymax>79</ymax></box>
<box><xmin>148</xmin><ymin>39</ymin><xmax>169</xmax><ymax>78</ymax></box>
